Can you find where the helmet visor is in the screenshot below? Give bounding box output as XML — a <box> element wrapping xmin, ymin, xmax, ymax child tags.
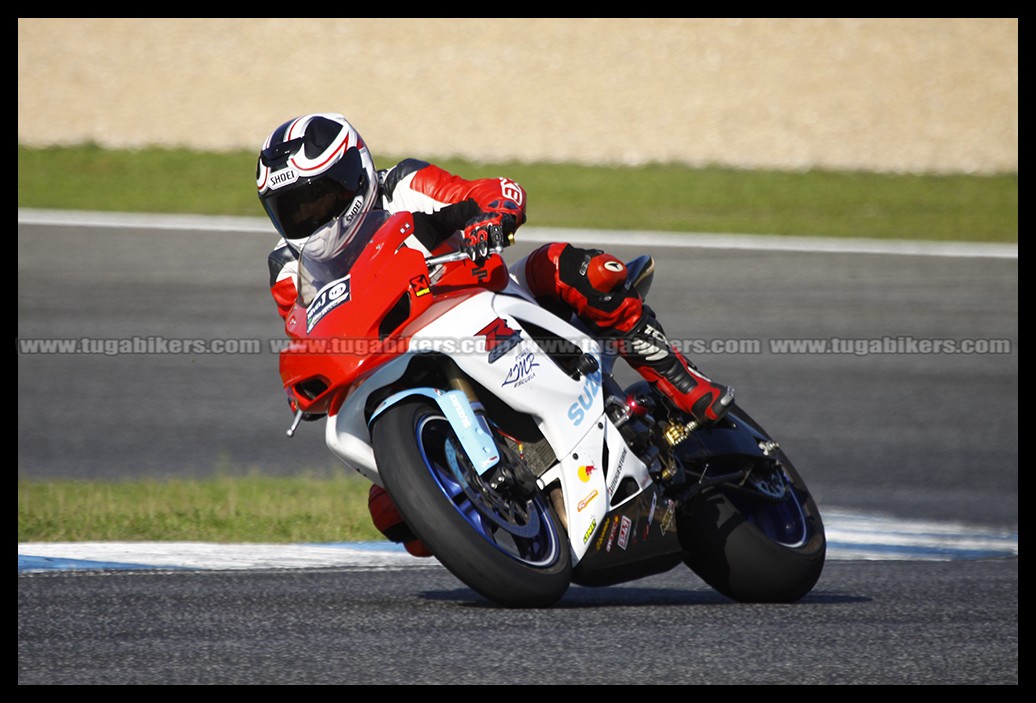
<box><xmin>262</xmin><ymin>147</ymin><xmax>370</xmax><ymax>240</ymax></box>
<box><xmin>263</xmin><ymin>176</ymin><xmax>356</xmax><ymax>240</ymax></box>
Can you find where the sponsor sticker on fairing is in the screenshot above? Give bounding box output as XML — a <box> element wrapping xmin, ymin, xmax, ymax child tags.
<box><xmin>305</xmin><ymin>275</ymin><xmax>352</xmax><ymax>333</ymax></box>
<box><xmin>477</xmin><ymin>317</ymin><xmax>523</xmax><ymax>363</ymax></box>
<box><xmin>617</xmin><ymin>515</ymin><xmax>632</xmax><ymax>550</ymax></box>
<box><xmin>582</xmin><ymin>518</ymin><xmax>597</xmax><ymax>545</ymax></box>
<box><xmin>501</xmin><ymin>350</ymin><xmax>540</xmax><ymax>388</ymax></box>
<box><xmin>577</xmin><ymin>489</ymin><xmax>599</xmax><ymax>512</ymax></box>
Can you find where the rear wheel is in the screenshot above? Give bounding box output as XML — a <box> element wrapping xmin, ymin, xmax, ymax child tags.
<box><xmin>372</xmin><ymin>399</ymin><xmax>572</xmax><ymax>608</ymax></box>
<box><xmin>677</xmin><ymin>410</ymin><xmax>826</xmax><ymax>602</ymax></box>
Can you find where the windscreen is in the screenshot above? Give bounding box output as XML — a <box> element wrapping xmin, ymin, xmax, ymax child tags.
<box><xmin>296</xmin><ymin>210</ymin><xmax>390</xmax><ymax>306</ymax></box>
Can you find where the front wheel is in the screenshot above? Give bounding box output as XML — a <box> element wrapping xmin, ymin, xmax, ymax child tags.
<box><xmin>371</xmin><ymin>399</ymin><xmax>572</xmax><ymax>608</ymax></box>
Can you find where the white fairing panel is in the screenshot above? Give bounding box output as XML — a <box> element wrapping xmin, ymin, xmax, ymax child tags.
<box><xmin>412</xmin><ymin>293</ymin><xmax>603</xmax><ymax>456</ymax></box>
<box><xmin>326</xmin><ymin>288</ymin><xmax>638</xmax><ymax>560</ymax></box>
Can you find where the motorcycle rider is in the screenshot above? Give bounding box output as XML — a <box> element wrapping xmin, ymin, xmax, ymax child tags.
<box><xmin>257</xmin><ymin>112</ymin><xmax>734</xmax><ymax>556</ymax></box>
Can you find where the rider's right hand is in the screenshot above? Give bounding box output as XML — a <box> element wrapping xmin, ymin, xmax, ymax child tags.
<box><xmin>462</xmin><ymin>213</ymin><xmax>513</xmax><ymax>264</ymax></box>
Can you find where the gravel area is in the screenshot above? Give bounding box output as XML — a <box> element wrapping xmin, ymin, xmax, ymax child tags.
<box><xmin>18</xmin><ymin>18</ymin><xmax>1017</xmax><ymax>174</ymax></box>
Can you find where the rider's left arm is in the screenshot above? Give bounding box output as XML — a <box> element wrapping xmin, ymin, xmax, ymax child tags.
<box><xmin>410</xmin><ymin>201</ymin><xmax>483</xmax><ymax>251</ymax></box>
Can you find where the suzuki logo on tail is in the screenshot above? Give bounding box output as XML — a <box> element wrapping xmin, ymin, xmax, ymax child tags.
<box><xmin>477</xmin><ymin>317</ymin><xmax>523</xmax><ymax>363</ymax></box>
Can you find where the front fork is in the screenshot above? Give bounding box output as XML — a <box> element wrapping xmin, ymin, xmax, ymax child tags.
<box><xmin>442</xmin><ymin>360</ymin><xmax>539</xmax><ymax>498</ymax></box>
<box><xmin>367</xmin><ymin>359</ymin><xmax>537</xmax><ymax>498</ymax></box>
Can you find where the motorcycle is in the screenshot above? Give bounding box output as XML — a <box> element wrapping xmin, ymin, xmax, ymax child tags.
<box><xmin>279</xmin><ymin>209</ymin><xmax>826</xmax><ymax>608</ymax></box>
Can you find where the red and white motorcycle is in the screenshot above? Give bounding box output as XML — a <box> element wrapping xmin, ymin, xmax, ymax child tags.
<box><xmin>279</xmin><ymin>210</ymin><xmax>826</xmax><ymax>608</ymax></box>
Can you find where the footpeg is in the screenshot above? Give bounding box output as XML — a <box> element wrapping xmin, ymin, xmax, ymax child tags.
<box><xmin>663</xmin><ymin>419</ymin><xmax>697</xmax><ymax>446</ymax></box>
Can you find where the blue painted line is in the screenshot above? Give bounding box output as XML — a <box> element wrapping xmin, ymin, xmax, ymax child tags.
<box><xmin>18</xmin><ymin>554</ymin><xmax>190</xmax><ymax>572</ymax></box>
<box><xmin>17</xmin><ymin>209</ymin><xmax>1018</xmax><ymax>260</ymax></box>
<box><xmin>17</xmin><ymin>541</ymin><xmax>421</xmax><ymax>574</ymax></box>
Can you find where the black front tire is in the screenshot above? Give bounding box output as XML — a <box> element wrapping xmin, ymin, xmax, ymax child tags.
<box><xmin>372</xmin><ymin>399</ymin><xmax>572</xmax><ymax>608</ymax></box>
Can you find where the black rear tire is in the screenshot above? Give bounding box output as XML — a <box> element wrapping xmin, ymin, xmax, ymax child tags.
<box><xmin>372</xmin><ymin>399</ymin><xmax>572</xmax><ymax>608</ymax></box>
<box><xmin>678</xmin><ymin>448</ymin><xmax>826</xmax><ymax>603</ymax></box>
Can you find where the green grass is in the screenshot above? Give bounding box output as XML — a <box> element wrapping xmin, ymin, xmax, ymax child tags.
<box><xmin>18</xmin><ymin>144</ymin><xmax>1018</xmax><ymax>243</ymax></box>
<box><xmin>16</xmin><ymin>143</ymin><xmax>1019</xmax><ymax>543</ymax></box>
<box><xmin>18</xmin><ymin>473</ymin><xmax>384</xmax><ymax>544</ymax></box>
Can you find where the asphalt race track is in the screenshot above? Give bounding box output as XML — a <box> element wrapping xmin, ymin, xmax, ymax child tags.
<box><xmin>17</xmin><ymin>211</ymin><xmax>1018</xmax><ymax>684</ymax></box>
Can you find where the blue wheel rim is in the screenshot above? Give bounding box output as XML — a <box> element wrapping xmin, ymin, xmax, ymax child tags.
<box><xmin>415</xmin><ymin>414</ymin><xmax>563</xmax><ymax>567</ymax></box>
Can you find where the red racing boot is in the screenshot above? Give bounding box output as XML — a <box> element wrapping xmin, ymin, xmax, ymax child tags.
<box><xmin>618</xmin><ymin>312</ymin><xmax>734</xmax><ymax>426</ymax></box>
<box><xmin>367</xmin><ymin>484</ymin><xmax>432</xmax><ymax>557</ymax></box>
<box><xmin>522</xmin><ymin>243</ymin><xmax>733</xmax><ymax>426</ymax></box>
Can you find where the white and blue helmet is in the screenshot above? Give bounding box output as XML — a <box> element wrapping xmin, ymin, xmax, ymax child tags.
<box><xmin>256</xmin><ymin>113</ymin><xmax>378</xmax><ymax>240</ymax></box>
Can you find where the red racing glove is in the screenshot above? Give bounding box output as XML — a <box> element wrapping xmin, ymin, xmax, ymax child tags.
<box><xmin>461</xmin><ymin>211</ymin><xmax>517</xmax><ymax>264</ymax></box>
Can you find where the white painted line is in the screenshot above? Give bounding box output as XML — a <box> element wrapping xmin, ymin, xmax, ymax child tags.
<box><xmin>525</xmin><ymin>227</ymin><xmax>1018</xmax><ymax>259</ymax></box>
<box><xmin>17</xmin><ymin>510</ymin><xmax>1018</xmax><ymax>573</ymax></box>
<box><xmin>18</xmin><ymin>209</ymin><xmax>1017</xmax><ymax>259</ymax></box>
<box><xmin>821</xmin><ymin>509</ymin><xmax>1019</xmax><ymax>561</ymax></box>
<box><xmin>17</xmin><ymin>208</ymin><xmax>270</xmax><ymax>234</ymax></box>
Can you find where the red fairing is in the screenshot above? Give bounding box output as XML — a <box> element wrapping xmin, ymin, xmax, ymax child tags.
<box><xmin>278</xmin><ymin>211</ymin><xmax>508</xmax><ymax>417</ymax></box>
